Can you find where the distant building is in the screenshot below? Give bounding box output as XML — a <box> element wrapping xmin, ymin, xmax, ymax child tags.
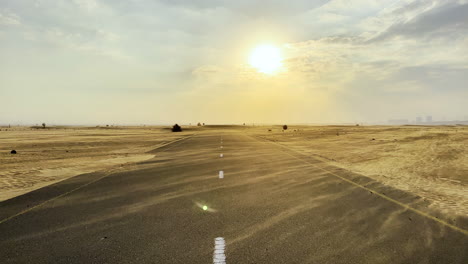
<box><xmin>426</xmin><ymin>116</ymin><xmax>432</xmax><ymax>123</ymax></box>
<box><xmin>416</xmin><ymin>116</ymin><xmax>422</xmax><ymax>123</ymax></box>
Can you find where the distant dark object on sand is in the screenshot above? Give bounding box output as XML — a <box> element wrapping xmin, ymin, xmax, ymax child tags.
<box><xmin>11</xmin><ymin>150</ymin><xmax>17</xmax><ymax>154</ymax></box>
<box><xmin>283</xmin><ymin>125</ymin><xmax>288</xmax><ymax>130</ymax></box>
<box><xmin>172</xmin><ymin>124</ymin><xmax>182</xmax><ymax>132</ymax></box>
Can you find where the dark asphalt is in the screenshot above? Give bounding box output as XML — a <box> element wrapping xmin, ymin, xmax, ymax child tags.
<box><xmin>1</xmin><ymin>133</ymin><xmax>467</xmax><ymax>263</ymax></box>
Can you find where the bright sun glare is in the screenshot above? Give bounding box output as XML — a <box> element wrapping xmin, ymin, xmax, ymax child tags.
<box><xmin>248</xmin><ymin>44</ymin><xmax>283</xmax><ymax>74</ymax></box>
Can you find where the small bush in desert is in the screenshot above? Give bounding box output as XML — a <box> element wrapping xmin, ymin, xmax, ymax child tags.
<box><xmin>283</xmin><ymin>125</ymin><xmax>288</xmax><ymax>130</ymax></box>
<box><xmin>172</xmin><ymin>124</ymin><xmax>182</xmax><ymax>132</ymax></box>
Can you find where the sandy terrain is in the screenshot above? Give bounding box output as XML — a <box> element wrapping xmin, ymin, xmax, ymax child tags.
<box><xmin>248</xmin><ymin>125</ymin><xmax>468</xmax><ymax>216</ymax></box>
<box><xmin>0</xmin><ymin>126</ymin><xmax>192</xmax><ymax>201</ymax></box>
<box><xmin>1</xmin><ymin>125</ymin><xmax>466</xmax><ymax>217</ymax></box>
<box><xmin>3</xmin><ymin>131</ymin><xmax>465</xmax><ymax>263</ymax></box>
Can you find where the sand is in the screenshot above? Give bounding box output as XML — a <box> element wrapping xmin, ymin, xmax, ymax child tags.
<box><xmin>0</xmin><ymin>126</ymin><xmax>191</xmax><ymax>201</ymax></box>
<box><xmin>247</xmin><ymin>125</ymin><xmax>468</xmax><ymax>216</ymax></box>
<box><xmin>1</xmin><ymin>125</ymin><xmax>466</xmax><ymax>217</ymax></box>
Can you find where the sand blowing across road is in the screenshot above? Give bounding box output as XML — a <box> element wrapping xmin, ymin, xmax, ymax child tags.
<box><xmin>250</xmin><ymin>125</ymin><xmax>468</xmax><ymax>216</ymax></box>
<box><xmin>1</xmin><ymin>125</ymin><xmax>467</xmax><ymax>217</ymax></box>
<box><xmin>0</xmin><ymin>126</ymin><xmax>192</xmax><ymax>201</ymax></box>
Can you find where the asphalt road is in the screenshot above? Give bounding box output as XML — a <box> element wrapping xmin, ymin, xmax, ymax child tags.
<box><xmin>1</xmin><ymin>132</ymin><xmax>467</xmax><ymax>263</ymax></box>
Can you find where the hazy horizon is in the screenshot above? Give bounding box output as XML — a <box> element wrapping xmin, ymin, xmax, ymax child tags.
<box><xmin>1</xmin><ymin>0</ymin><xmax>467</xmax><ymax>125</ymax></box>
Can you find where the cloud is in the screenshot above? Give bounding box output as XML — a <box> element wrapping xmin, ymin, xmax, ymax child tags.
<box><xmin>192</xmin><ymin>65</ymin><xmax>223</xmax><ymax>76</ymax></box>
<box><xmin>282</xmin><ymin>0</ymin><xmax>468</xmax><ymax>91</ymax></box>
<box><xmin>73</xmin><ymin>0</ymin><xmax>99</xmax><ymax>12</ymax></box>
<box><xmin>0</xmin><ymin>10</ymin><xmax>20</xmax><ymax>25</ymax></box>
<box><xmin>158</xmin><ymin>0</ymin><xmax>329</xmax><ymax>17</ymax></box>
<box><xmin>369</xmin><ymin>1</ymin><xmax>468</xmax><ymax>42</ymax></box>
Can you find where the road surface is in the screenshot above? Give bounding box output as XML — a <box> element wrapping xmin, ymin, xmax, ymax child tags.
<box><xmin>1</xmin><ymin>132</ymin><xmax>467</xmax><ymax>263</ymax></box>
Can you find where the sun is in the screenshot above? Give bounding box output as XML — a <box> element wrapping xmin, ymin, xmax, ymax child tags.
<box><xmin>248</xmin><ymin>44</ymin><xmax>283</xmax><ymax>74</ymax></box>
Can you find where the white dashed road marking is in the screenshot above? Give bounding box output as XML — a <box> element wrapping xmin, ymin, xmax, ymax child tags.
<box><xmin>213</xmin><ymin>237</ymin><xmax>226</xmax><ymax>264</ymax></box>
<box><xmin>214</xmin><ymin>139</ymin><xmax>226</xmax><ymax>262</ymax></box>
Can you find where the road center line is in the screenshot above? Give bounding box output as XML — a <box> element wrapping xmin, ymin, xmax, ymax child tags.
<box><xmin>213</xmin><ymin>237</ymin><xmax>226</xmax><ymax>264</ymax></box>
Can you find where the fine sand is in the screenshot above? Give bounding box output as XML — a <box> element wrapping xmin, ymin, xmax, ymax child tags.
<box><xmin>1</xmin><ymin>125</ymin><xmax>466</xmax><ymax>217</ymax></box>
<box><xmin>247</xmin><ymin>125</ymin><xmax>468</xmax><ymax>216</ymax></box>
<box><xmin>0</xmin><ymin>126</ymin><xmax>192</xmax><ymax>201</ymax></box>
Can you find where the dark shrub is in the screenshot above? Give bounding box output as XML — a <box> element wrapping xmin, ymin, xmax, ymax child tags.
<box><xmin>172</xmin><ymin>124</ymin><xmax>182</xmax><ymax>132</ymax></box>
<box><xmin>11</xmin><ymin>150</ymin><xmax>17</xmax><ymax>154</ymax></box>
<box><xmin>283</xmin><ymin>125</ymin><xmax>288</xmax><ymax>130</ymax></box>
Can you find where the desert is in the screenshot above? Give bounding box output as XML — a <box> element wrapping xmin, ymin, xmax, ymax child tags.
<box><xmin>1</xmin><ymin>124</ymin><xmax>467</xmax><ymax>263</ymax></box>
<box><xmin>1</xmin><ymin>125</ymin><xmax>466</xmax><ymax>216</ymax></box>
<box><xmin>0</xmin><ymin>126</ymin><xmax>188</xmax><ymax>201</ymax></box>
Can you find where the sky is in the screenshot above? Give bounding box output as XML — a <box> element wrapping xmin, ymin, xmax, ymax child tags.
<box><xmin>1</xmin><ymin>0</ymin><xmax>467</xmax><ymax>125</ymax></box>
